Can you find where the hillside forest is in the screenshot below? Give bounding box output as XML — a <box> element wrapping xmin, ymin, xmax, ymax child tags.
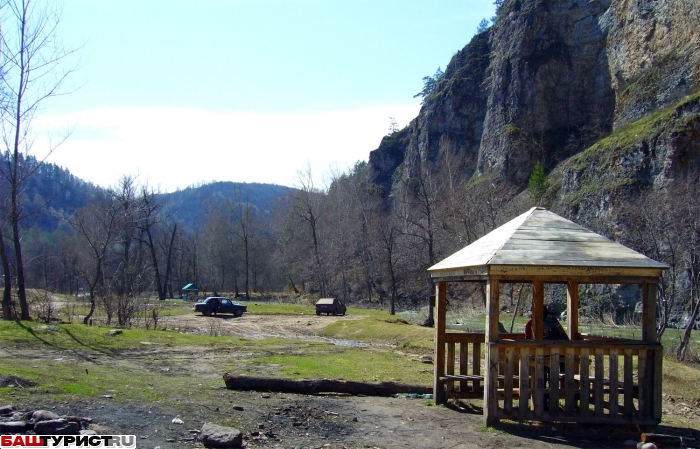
<box><xmin>1</xmin><ymin>0</ymin><xmax>699</xmax><ymax>363</ymax></box>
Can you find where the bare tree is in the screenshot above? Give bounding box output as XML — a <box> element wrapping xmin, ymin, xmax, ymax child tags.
<box><xmin>67</xmin><ymin>192</ymin><xmax>121</xmax><ymax>325</ymax></box>
<box><xmin>290</xmin><ymin>166</ymin><xmax>328</xmax><ymax>296</ymax></box>
<box><xmin>396</xmin><ymin>165</ymin><xmax>442</xmax><ymax>325</ymax></box>
<box><xmin>672</xmin><ymin>179</ymin><xmax>700</xmax><ymax>360</ymax></box>
<box><xmin>0</xmin><ymin>0</ymin><xmax>77</xmax><ymax>319</ymax></box>
<box><xmin>619</xmin><ymin>189</ymin><xmax>684</xmax><ymax>340</ymax></box>
<box><xmin>135</xmin><ymin>184</ymin><xmax>176</xmax><ymax>300</ymax></box>
<box><xmin>228</xmin><ymin>188</ymin><xmax>256</xmax><ymax>299</ymax></box>
<box><xmin>0</xmin><ymin>224</ymin><xmax>13</xmax><ymax>319</ymax></box>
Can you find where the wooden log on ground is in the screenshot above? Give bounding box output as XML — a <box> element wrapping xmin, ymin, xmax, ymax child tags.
<box><xmin>223</xmin><ymin>373</ymin><xmax>432</xmax><ymax>397</ymax></box>
<box><xmin>641</xmin><ymin>433</ymin><xmax>698</xmax><ymax>447</ymax></box>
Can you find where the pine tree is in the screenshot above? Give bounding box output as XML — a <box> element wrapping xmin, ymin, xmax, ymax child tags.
<box><xmin>528</xmin><ymin>162</ymin><xmax>550</xmax><ymax>206</ymax></box>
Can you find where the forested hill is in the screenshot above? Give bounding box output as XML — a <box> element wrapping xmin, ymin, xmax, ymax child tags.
<box><xmin>8</xmin><ymin>155</ymin><xmax>292</xmax><ymax>234</ymax></box>
<box><xmin>3</xmin><ymin>154</ymin><xmax>102</xmax><ymax>231</ymax></box>
<box><xmin>159</xmin><ymin>182</ymin><xmax>293</xmax><ymax>230</ymax></box>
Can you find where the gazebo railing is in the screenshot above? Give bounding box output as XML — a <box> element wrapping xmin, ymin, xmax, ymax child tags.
<box><xmin>491</xmin><ymin>340</ymin><xmax>662</xmax><ymax>424</ymax></box>
<box><xmin>436</xmin><ymin>333</ymin><xmax>663</xmax><ymax>425</ymax></box>
<box><xmin>437</xmin><ymin>332</ymin><xmax>525</xmax><ymax>400</ymax></box>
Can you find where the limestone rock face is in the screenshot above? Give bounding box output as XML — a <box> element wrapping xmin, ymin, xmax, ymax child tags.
<box><xmin>369</xmin><ymin>31</ymin><xmax>491</xmax><ymax>193</ymax></box>
<box><xmin>606</xmin><ymin>0</ymin><xmax>700</xmax><ymax>128</ymax></box>
<box><xmin>480</xmin><ymin>0</ymin><xmax>615</xmax><ymax>184</ymax></box>
<box><xmin>368</xmin><ymin>0</ymin><xmax>700</xmax><ymax>210</ymax></box>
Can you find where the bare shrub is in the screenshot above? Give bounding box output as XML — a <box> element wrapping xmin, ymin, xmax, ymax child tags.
<box><xmin>207</xmin><ymin>317</ymin><xmax>222</xmax><ymax>337</ymax></box>
<box><xmin>29</xmin><ymin>290</ymin><xmax>57</xmax><ymax>323</ymax></box>
<box><xmin>139</xmin><ymin>297</ymin><xmax>165</xmax><ymax>330</ymax></box>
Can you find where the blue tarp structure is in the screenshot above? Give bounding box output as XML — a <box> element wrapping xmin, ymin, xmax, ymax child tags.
<box><xmin>181</xmin><ymin>283</ymin><xmax>199</xmax><ymax>300</ymax></box>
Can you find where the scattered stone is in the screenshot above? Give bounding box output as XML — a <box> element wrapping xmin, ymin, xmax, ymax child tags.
<box><xmin>31</xmin><ymin>410</ymin><xmax>60</xmax><ymax>422</ymax></box>
<box><xmin>232</xmin><ymin>405</ymin><xmax>244</xmax><ymax>411</ymax></box>
<box><xmin>0</xmin><ymin>405</ymin><xmax>15</xmax><ymax>416</ymax></box>
<box><xmin>0</xmin><ymin>421</ymin><xmax>29</xmax><ymax>433</ymax></box>
<box><xmin>420</xmin><ymin>355</ymin><xmax>434</xmax><ymax>364</ymax></box>
<box><xmin>37</xmin><ymin>325</ymin><xmax>60</xmax><ymax>332</ymax></box>
<box><xmin>102</xmin><ymin>395</ymin><xmax>113</xmax><ymax>399</ymax></box>
<box><xmin>637</xmin><ymin>443</ymin><xmax>658</xmax><ymax>449</ymax></box>
<box><xmin>33</xmin><ymin>418</ymin><xmax>80</xmax><ymax>435</ymax></box>
<box><xmin>79</xmin><ymin>430</ymin><xmax>97</xmax><ymax>435</ymax></box>
<box><xmin>172</xmin><ymin>417</ymin><xmax>184</xmax><ymax>424</ymax></box>
<box><xmin>261</xmin><ymin>393</ymin><xmax>271</xmax><ymax>399</ymax></box>
<box><xmin>108</xmin><ymin>329</ymin><xmax>123</xmax><ymax>336</ymax></box>
<box><xmin>62</xmin><ymin>415</ymin><xmax>83</xmax><ymax>426</ymax></box>
<box><xmin>0</xmin><ymin>375</ymin><xmax>37</xmax><ymax>388</ymax></box>
<box><xmin>201</xmin><ymin>422</ymin><xmax>244</xmax><ymax>448</ymax></box>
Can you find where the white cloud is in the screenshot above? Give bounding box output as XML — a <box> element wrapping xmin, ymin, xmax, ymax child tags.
<box><xmin>33</xmin><ymin>105</ymin><xmax>420</xmax><ymax>192</ymax></box>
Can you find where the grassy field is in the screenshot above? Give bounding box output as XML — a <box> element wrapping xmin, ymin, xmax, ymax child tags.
<box><xmin>2</xmin><ymin>298</ymin><xmax>699</xmax><ymax>431</ymax></box>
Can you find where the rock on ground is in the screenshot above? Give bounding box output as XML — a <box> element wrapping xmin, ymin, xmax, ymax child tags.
<box><xmin>201</xmin><ymin>422</ymin><xmax>243</xmax><ymax>448</ymax></box>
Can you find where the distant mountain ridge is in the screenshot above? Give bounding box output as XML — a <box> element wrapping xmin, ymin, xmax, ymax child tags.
<box><xmin>159</xmin><ymin>182</ymin><xmax>294</xmax><ymax>230</ymax></box>
<box><xmin>8</xmin><ymin>157</ymin><xmax>293</xmax><ymax>233</ymax></box>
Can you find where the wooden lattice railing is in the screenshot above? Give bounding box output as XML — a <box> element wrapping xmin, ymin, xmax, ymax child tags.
<box><xmin>436</xmin><ymin>333</ymin><xmax>662</xmax><ymax>425</ymax></box>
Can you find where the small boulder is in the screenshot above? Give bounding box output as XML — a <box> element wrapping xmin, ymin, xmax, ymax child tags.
<box><xmin>201</xmin><ymin>422</ymin><xmax>243</xmax><ymax>448</ymax></box>
<box><xmin>0</xmin><ymin>421</ymin><xmax>29</xmax><ymax>433</ymax></box>
<box><xmin>31</xmin><ymin>410</ymin><xmax>60</xmax><ymax>422</ymax></box>
<box><xmin>637</xmin><ymin>443</ymin><xmax>658</xmax><ymax>449</ymax></box>
<box><xmin>33</xmin><ymin>418</ymin><xmax>80</xmax><ymax>435</ymax></box>
<box><xmin>0</xmin><ymin>405</ymin><xmax>15</xmax><ymax>416</ymax></box>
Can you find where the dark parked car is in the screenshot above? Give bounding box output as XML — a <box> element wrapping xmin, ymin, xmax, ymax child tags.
<box><xmin>315</xmin><ymin>298</ymin><xmax>346</xmax><ymax>316</ymax></box>
<box><xmin>194</xmin><ymin>297</ymin><xmax>246</xmax><ymax>317</ymax></box>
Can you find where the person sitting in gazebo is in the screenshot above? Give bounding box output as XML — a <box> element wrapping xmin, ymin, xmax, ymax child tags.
<box><xmin>525</xmin><ymin>304</ymin><xmax>569</xmax><ymax>410</ymax></box>
<box><xmin>525</xmin><ymin>305</ymin><xmax>568</xmax><ymax>340</ymax></box>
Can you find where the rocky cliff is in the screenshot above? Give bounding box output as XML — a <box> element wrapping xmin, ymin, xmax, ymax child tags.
<box><xmin>368</xmin><ymin>0</ymin><xmax>700</xmax><ymax>216</ymax></box>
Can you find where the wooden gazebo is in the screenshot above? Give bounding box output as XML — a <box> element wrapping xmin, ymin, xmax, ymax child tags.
<box><xmin>428</xmin><ymin>207</ymin><xmax>667</xmax><ymax>426</ymax></box>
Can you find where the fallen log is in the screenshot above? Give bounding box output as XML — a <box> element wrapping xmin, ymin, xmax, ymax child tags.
<box><xmin>223</xmin><ymin>373</ymin><xmax>432</xmax><ymax>397</ymax></box>
<box><xmin>641</xmin><ymin>433</ymin><xmax>698</xmax><ymax>447</ymax></box>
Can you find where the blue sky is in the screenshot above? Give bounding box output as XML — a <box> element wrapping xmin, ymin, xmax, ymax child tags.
<box><xmin>35</xmin><ymin>0</ymin><xmax>496</xmax><ymax>192</ymax></box>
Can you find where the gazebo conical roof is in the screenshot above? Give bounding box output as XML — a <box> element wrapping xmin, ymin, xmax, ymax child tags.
<box><xmin>429</xmin><ymin>207</ymin><xmax>666</xmax><ymax>280</ymax></box>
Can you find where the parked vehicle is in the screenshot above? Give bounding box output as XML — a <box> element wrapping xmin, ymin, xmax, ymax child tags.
<box><xmin>194</xmin><ymin>297</ymin><xmax>246</xmax><ymax>317</ymax></box>
<box><xmin>315</xmin><ymin>298</ymin><xmax>346</xmax><ymax>316</ymax></box>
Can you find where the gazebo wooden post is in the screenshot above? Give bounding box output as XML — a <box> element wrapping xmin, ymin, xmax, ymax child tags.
<box><xmin>642</xmin><ymin>282</ymin><xmax>657</xmax><ymax>343</ymax></box>
<box><xmin>532</xmin><ymin>280</ymin><xmax>544</xmax><ymax>340</ymax></box>
<box><xmin>642</xmin><ymin>281</ymin><xmax>662</xmax><ymax>422</ymax></box>
<box><xmin>434</xmin><ymin>281</ymin><xmax>447</xmax><ymax>405</ymax></box>
<box><xmin>484</xmin><ymin>279</ymin><xmax>500</xmax><ymax>426</ymax></box>
<box><xmin>567</xmin><ymin>282</ymin><xmax>579</xmax><ymax>340</ymax></box>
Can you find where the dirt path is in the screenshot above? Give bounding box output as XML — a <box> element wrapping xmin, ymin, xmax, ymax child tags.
<box><xmin>161</xmin><ymin>312</ymin><xmax>366</xmax><ymax>341</ymax></box>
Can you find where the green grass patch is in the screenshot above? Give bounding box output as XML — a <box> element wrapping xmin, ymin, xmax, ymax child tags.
<box><xmin>568</xmin><ymin>89</ymin><xmax>700</xmax><ymax>173</ymax></box>
<box><xmin>317</xmin><ymin>315</ymin><xmax>433</xmax><ymax>353</ymax></box>
<box><xmin>249</xmin><ymin>348</ymin><xmax>433</xmax><ymax>385</ymax></box>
